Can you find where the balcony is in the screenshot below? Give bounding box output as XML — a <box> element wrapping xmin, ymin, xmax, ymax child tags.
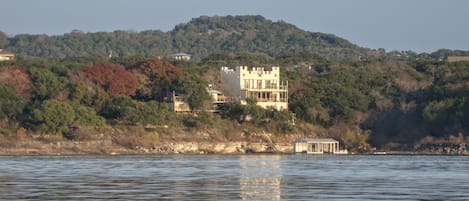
<box><xmin>254</xmin><ymin>98</ymin><xmax>288</xmax><ymax>103</ymax></box>
<box><xmin>241</xmin><ymin>86</ymin><xmax>288</xmax><ymax>92</ymax></box>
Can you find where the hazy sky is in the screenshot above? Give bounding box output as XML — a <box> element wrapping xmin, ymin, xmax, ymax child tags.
<box><xmin>2</xmin><ymin>0</ymin><xmax>468</xmax><ymax>53</ymax></box>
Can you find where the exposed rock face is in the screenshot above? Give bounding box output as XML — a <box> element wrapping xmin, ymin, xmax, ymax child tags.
<box><xmin>415</xmin><ymin>143</ymin><xmax>469</xmax><ymax>155</ymax></box>
<box><xmin>143</xmin><ymin>142</ymin><xmax>293</xmax><ymax>154</ymax></box>
<box><xmin>0</xmin><ymin>126</ymin><xmax>308</xmax><ymax>155</ymax></box>
<box><xmin>2</xmin><ymin>140</ymin><xmax>294</xmax><ymax>155</ymax></box>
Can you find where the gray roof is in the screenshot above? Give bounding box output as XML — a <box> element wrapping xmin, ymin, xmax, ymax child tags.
<box><xmin>295</xmin><ymin>138</ymin><xmax>339</xmax><ymax>143</ymax></box>
<box><xmin>171</xmin><ymin>53</ymin><xmax>191</xmax><ymax>57</ymax></box>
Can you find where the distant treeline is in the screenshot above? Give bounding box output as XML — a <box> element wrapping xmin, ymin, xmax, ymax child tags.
<box><xmin>3</xmin><ymin>15</ymin><xmax>459</xmax><ymax>61</ymax></box>
<box><xmin>2</xmin><ymin>15</ymin><xmax>469</xmax><ymax>61</ymax></box>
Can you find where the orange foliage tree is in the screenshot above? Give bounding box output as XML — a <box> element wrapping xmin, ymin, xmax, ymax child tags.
<box><xmin>128</xmin><ymin>58</ymin><xmax>184</xmax><ymax>101</ymax></box>
<box><xmin>0</xmin><ymin>66</ymin><xmax>33</xmax><ymax>99</ymax></box>
<box><xmin>83</xmin><ymin>63</ymin><xmax>138</xmax><ymax>97</ymax></box>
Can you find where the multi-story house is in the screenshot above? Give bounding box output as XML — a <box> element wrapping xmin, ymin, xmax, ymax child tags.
<box><xmin>220</xmin><ymin>66</ymin><xmax>288</xmax><ymax>111</ymax></box>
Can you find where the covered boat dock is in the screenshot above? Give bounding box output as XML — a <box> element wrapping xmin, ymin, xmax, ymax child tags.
<box><xmin>294</xmin><ymin>138</ymin><xmax>346</xmax><ymax>154</ymax></box>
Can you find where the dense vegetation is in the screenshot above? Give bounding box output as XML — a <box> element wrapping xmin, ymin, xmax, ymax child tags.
<box><xmin>0</xmin><ymin>15</ymin><xmax>468</xmax><ymax>151</ymax></box>
<box><xmin>0</xmin><ymin>52</ymin><xmax>468</xmax><ymax>151</ymax></box>
<box><xmin>3</xmin><ymin>16</ymin><xmax>468</xmax><ymax>62</ymax></box>
<box><xmin>1</xmin><ymin>15</ymin><xmax>370</xmax><ymax>60</ymax></box>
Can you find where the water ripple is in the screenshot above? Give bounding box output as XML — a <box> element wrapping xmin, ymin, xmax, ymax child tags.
<box><xmin>1</xmin><ymin>155</ymin><xmax>469</xmax><ymax>200</ymax></box>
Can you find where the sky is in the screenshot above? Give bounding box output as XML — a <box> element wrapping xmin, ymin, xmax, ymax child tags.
<box><xmin>1</xmin><ymin>0</ymin><xmax>468</xmax><ymax>53</ymax></box>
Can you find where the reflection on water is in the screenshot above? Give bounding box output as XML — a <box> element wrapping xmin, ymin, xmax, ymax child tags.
<box><xmin>1</xmin><ymin>155</ymin><xmax>469</xmax><ymax>200</ymax></box>
<box><xmin>240</xmin><ymin>155</ymin><xmax>281</xmax><ymax>200</ymax></box>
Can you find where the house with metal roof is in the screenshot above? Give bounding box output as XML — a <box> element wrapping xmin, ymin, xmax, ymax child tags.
<box><xmin>171</xmin><ymin>53</ymin><xmax>192</xmax><ymax>61</ymax></box>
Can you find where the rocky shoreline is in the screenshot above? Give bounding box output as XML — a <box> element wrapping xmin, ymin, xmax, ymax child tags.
<box><xmin>413</xmin><ymin>143</ymin><xmax>469</xmax><ymax>155</ymax></box>
<box><xmin>3</xmin><ymin>140</ymin><xmax>469</xmax><ymax>156</ymax></box>
<box><xmin>0</xmin><ymin>134</ymin><xmax>469</xmax><ymax>156</ymax></box>
<box><xmin>0</xmin><ymin>140</ymin><xmax>294</xmax><ymax>156</ymax></box>
<box><xmin>134</xmin><ymin>142</ymin><xmax>293</xmax><ymax>154</ymax></box>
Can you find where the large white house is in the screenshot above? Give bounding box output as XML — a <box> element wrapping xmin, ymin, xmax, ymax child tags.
<box><xmin>220</xmin><ymin>66</ymin><xmax>288</xmax><ymax>111</ymax></box>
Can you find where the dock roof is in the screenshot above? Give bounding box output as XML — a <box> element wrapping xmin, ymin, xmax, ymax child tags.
<box><xmin>171</xmin><ymin>52</ymin><xmax>191</xmax><ymax>56</ymax></box>
<box><xmin>295</xmin><ymin>138</ymin><xmax>338</xmax><ymax>143</ymax></box>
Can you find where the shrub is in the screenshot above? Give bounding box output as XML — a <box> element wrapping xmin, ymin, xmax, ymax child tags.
<box><xmin>31</xmin><ymin>100</ymin><xmax>75</xmax><ymax>134</ymax></box>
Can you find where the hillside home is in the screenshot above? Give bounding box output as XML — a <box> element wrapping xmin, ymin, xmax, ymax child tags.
<box><xmin>0</xmin><ymin>49</ymin><xmax>14</xmax><ymax>61</ymax></box>
<box><xmin>448</xmin><ymin>56</ymin><xmax>469</xmax><ymax>62</ymax></box>
<box><xmin>170</xmin><ymin>85</ymin><xmax>227</xmax><ymax>113</ymax></box>
<box><xmin>170</xmin><ymin>92</ymin><xmax>192</xmax><ymax>113</ymax></box>
<box><xmin>220</xmin><ymin>66</ymin><xmax>288</xmax><ymax>111</ymax></box>
<box><xmin>171</xmin><ymin>53</ymin><xmax>192</xmax><ymax>61</ymax></box>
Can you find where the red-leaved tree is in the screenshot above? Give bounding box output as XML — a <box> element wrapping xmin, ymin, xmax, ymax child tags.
<box><xmin>128</xmin><ymin>58</ymin><xmax>184</xmax><ymax>101</ymax></box>
<box><xmin>0</xmin><ymin>66</ymin><xmax>33</xmax><ymax>99</ymax></box>
<box><xmin>83</xmin><ymin>63</ymin><xmax>138</xmax><ymax>97</ymax></box>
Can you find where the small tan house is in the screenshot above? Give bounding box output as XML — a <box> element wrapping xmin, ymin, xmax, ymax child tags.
<box><xmin>169</xmin><ymin>92</ymin><xmax>191</xmax><ymax>113</ymax></box>
<box><xmin>447</xmin><ymin>56</ymin><xmax>469</xmax><ymax>62</ymax></box>
<box><xmin>0</xmin><ymin>49</ymin><xmax>14</xmax><ymax>61</ymax></box>
<box><xmin>294</xmin><ymin>138</ymin><xmax>348</xmax><ymax>154</ymax></box>
<box><xmin>169</xmin><ymin>86</ymin><xmax>227</xmax><ymax>113</ymax></box>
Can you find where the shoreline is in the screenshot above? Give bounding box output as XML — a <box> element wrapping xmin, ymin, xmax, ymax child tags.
<box><xmin>0</xmin><ymin>141</ymin><xmax>294</xmax><ymax>156</ymax></box>
<box><xmin>2</xmin><ymin>148</ymin><xmax>469</xmax><ymax>157</ymax></box>
<box><xmin>2</xmin><ymin>134</ymin><xmax>468</xmax><ymax>156</ymax></box>
<box><xmin>2</xmin><ymin>153</ymin><xmax>469</xmax><ymax>157</ymax></box>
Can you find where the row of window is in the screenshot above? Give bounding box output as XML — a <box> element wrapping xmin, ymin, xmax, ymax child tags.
<box><xmin>246</xmin><ymin>91</ymin><xmax>288</xmax><ymax>102</ymax></box>
<box><xmin>243</xmin><ymin>79</ymin><xmax>278</xmax><ymax>89</ymax></box>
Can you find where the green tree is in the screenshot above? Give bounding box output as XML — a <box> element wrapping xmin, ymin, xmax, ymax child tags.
<box><xmin>100</xmin><ymin>95</ymin><xmax>137</xmax><ymax>122</ymax></box>
<box><xmin>69</xmin><ymin>81</ymin><xmax>89</xmax><ymax>104</ymax></box>
<box><xmin>101</xmin><ymin>96</ymin><xmax>174</xmax><ymax>125</ymax></box>
<box><xmin>0</xmin><ymin>85</ymin><xmax>26</xmax><ymax>121</ymax></box>
<box><xmin>31</xmin><ymin>100</ymin><xmax>76</xmax><ymax>134</ymax></box>
<box><xmin>29</xmin><ymin>100</ymin><xmax>105</xmax><ymax>135</ymax></box>
<box><xmin>133</xmin><ymin>101</ymin><xmax>174</xmax><ymax>125</ymax></box>
<box><xmin>221</xmin><ymin>102</ymin><xmax>246</xmax><ymax>122</ymax></box>
<box><xmin>221</xmin><ymin>102</ymin><xmax>267</xmax><ymax>124</ymax></box>
<box><xmin>29</xmin><ymin>68</ymin><xmax>68</xmax><ymax>101</ymax></box>
<box><xmin>178</xmin><ymin>75</ymin><xmax>211</xmax><ymax>110</ymax></box>
<box><xmin>71</xmin><ymin>103</ymin><xmax>106</xmax><ymax>129</ymax></box>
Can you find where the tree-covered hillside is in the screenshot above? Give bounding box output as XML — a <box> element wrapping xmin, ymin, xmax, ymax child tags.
<box><xmin>0</xmin><ymin>15</ymin><xmax>468</xmax><ymax>153</ymax></box>
<box><xmin>1</xmin><ymin>15</ymin><xmax>369</xmax><ymax>60</ymax></box>
<box><xmin>0</xmin><ymin>52</ymin><xmax>468</xmax><ymax>152</ymax></box>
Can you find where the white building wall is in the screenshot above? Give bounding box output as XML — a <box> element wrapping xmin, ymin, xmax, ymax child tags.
<box><xmin>220</xmin><ymin>66</ymin><xmax>241</xmax><ymax>96</ymax></box>
<box><xmin>221</xmin><ymin>66</ymin><xmax>288</xmax><ymax>110</ymax></box>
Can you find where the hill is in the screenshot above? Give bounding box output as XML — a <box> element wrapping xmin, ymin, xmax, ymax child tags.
<box><xmin>1</xmin><ymin>15</ymin><xmax>368</xmax><ymax>60</ymax></box>
<box><xmin>0</xmin><ymin>15</ymin><xmax>468</xmax><ymax>154</ymax></box>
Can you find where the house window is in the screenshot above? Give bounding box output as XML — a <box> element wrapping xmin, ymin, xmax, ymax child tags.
<box><xmin>266</xmin><ymin>80</ymin><xmax>271</xmax><ymax>89</ymax></box>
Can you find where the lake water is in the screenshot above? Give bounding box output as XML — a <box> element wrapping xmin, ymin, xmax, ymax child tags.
<box><xmin>1</xmin><ymin>155</ymin><xmax>468</xmax><ymax>200</ymax></box>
